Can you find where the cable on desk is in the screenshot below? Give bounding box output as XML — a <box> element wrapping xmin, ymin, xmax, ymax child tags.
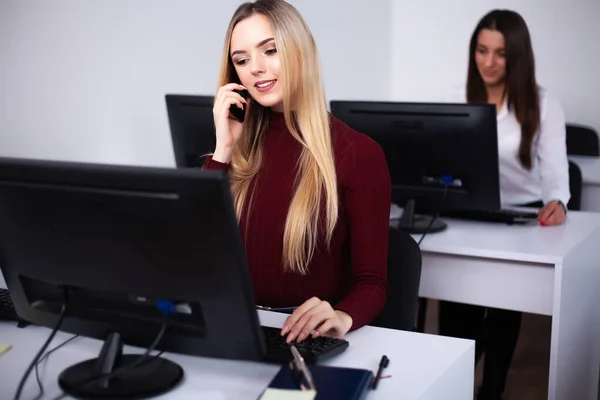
<box><xmin>50</xmin><ymin>350</ymin><xmax>167</xmax><ymax>400</ymax></box>
<box><xmin>13</xmin><ymin>288</ymin><xmax>68</xmax><ymax>400</ymax></box>
<box><xmin>417</xmin><ymin>183</ymin><xmax>448</xmax><ymax>246</ymax></box>
<box><xmin>32</xmin><ymin>335</ymin><xmax>79</xmax><ymax>400</ymax></box>
<box><xmin>50</xmin><ymin>311</ymin><xmax>170</xmax><ymax>400</ymax></box>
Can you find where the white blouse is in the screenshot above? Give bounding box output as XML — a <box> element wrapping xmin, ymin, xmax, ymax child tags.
<box><xmin>447</xmin><ymin>86</ymin><xmax>571</xmax><ymax>207</ymax></box>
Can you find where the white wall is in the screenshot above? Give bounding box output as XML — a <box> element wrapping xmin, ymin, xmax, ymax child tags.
<box><xmin>0</xmin><ymin>0</ymin><xmax>391</xmax><ymax>167</ymax></box>
<box><xmin>391</xmin><ymin>0</ymin><xmax>600</xmax><ymax>134</ymax></box>
<box><xmin>1</xmin><ymin>0</ymin><xmax>598</xmax><ymax>168</ymax></box>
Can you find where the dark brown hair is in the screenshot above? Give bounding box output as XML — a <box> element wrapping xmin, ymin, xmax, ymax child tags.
<box><xmin>467</xmin><ymin>10</ymin><xmax>540</xmax><ymax>170</ymax></box>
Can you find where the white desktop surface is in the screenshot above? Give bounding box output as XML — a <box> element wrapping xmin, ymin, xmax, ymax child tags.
<box><xmin>0</xmin><ymin>311</ymin><xmax>475</xmax><ymax>400</ymax></box>
<box><xmin>412</xmin><ymin>210</ymin><xmax>600</xmax><ymax>400</ymax></box>
<box><xmin>415</xmin><ymin>209</ymin><xmax>600</xmax><ymax>264</ymax></box>
<box><xmin>570</xmin><ymin>155</ymin><xmax>600</xmax><ymax>212</ymax></box>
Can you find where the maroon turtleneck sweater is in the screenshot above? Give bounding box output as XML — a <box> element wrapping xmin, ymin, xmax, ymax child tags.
<box><xmin>203</xmin><ymin>112</ymin><xmax>391</xmax><ymax>330</ymax></box>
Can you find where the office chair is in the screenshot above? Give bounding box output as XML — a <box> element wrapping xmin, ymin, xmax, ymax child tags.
<box><xmin>371</xmin><ymin>226</ymin><xmax>422</xmax><ymax>331</ymax></box>
<box><xmin>568</xmin><ymin>160</ymin><xmax>583</xmax><ymax>211</ymax></box>
<box><xmin>566</xmin><ymin>124</ymin><xmax>599</xmax><ymax>157</ymax></box>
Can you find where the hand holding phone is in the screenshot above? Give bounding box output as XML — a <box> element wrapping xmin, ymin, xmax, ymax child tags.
<box><xmin>212</xmin><ymin>83</ymin><xmax>248</xmax><ymax>163</ymax></box>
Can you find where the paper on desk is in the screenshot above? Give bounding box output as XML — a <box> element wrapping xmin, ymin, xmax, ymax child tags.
<box><xmin>0</xmin><ymin>342</ymin><xmax>11</xmax><ymax>357</ymax></box>
<box><xmin>259</xmin><ymin>388</ymin><xmax>316</xmax><ymax>400</ymax></box>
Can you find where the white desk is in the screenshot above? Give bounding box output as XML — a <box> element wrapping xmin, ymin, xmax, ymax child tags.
<box><xmin>415</xmin><ymin>211</ymin><xmax>600</xmax><ymax>400</ymax></box>
<box><xmin>0</xmin><ymin>310</ymin><xmax>474</xmax><ymax>400</ymax></box>
<box><xmin>570</xmin><ymin>155</ymin><xmax>600</xmax><ymax>212</ymax></box>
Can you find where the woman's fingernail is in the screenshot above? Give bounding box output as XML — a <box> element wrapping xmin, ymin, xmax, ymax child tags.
<box><xmin>286</xmin><ymin>333</ymin><xmax>295</xmax><ymax>343</ymax></box>
<box><xmin>540</xmin><ymin>220</ymin><xmax>545</xmax><ymax>226</ymax></box>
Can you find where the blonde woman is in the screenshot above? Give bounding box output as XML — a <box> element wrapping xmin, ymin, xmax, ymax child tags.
<box><xmin>203</xmin><ymin>0</ymin><xmax>391</xmax><ymax>343</ymax></box>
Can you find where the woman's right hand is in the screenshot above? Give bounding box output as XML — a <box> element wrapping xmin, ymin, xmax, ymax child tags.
<box><xmin>212</xmin><ymin>83</ymin><xmax>248</xmax><ymax>163</ymax></box>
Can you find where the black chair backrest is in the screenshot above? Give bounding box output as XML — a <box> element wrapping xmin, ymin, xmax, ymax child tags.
<box><xmin>371</xmin><ymin>226</ymin><xmax>422</xmax><ymax>331</ymax></box>
<box><xmin>568</xmin><ymin>160</ymin><xmax>582</xmax><ymax>211</ymax></box>
<box><xmin>566</xmin><ymin>124</ymin><xmax>599</xmax><ymax>156</ymax></box>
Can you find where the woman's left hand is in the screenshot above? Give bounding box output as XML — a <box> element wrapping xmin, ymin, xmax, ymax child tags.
<box><xmin>538</xmin><ymin>200</ymin><xmax>566</xmax><ymax>226</ymax></box>
<box><xmin>280</xmin><ymin>297</ymin><xmax>353</xmax><ymax>343</ymax></box>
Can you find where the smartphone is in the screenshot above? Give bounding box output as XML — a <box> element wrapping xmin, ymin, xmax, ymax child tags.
<box><xmin>229</xmin><ymin>89</ymin><xmax>249</xmax><ymax>123</ymax></box>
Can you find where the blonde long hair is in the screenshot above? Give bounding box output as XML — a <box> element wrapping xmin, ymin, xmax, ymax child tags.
<box><xmin>217</xmin><ymin>0</ymin><xmax>338</xmax><ymax>275</ymax></box>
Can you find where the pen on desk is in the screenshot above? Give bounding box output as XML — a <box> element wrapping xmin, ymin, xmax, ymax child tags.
<box><xmin>372</xmin><ymin>355</ymin><xmax>389</xmax><ymax>389</ymax></box>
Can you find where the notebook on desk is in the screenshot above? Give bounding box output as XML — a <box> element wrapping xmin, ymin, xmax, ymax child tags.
<box><xmin>261</xmin><ymin>363</ymin><xmax>373</xmax><ymax>400</ymax></box>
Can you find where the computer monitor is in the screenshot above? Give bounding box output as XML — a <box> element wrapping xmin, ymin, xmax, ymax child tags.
<box><xmin>0</xmin><ymin>156</ymin><xmax>265</xmax><ymax>398</ymax></box>
<box><xmin>165</xmin><ymin>94</ymin><xmax>216</xmax><ymax>168</ymax></box>
<box><xmin>330</xmin><ymin>100</ymin><xmax>500</xmax><ymax>233</ymax></box>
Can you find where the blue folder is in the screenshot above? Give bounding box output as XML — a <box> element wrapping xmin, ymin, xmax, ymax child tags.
<box><xmin>263</xmin><ymin>363</ymin><xmax>374</xmax><ymax>400</ymax></box>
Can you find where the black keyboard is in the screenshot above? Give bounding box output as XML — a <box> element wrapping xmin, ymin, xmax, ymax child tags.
<box><xmin>0</xmin><ymin>288</ymin><xmax>20</xmax><ymax>322</ymax></box>
<box><xmin>442</xmin><ymin>209</ymin><xmax>539</xmax><ymax>224</ymax></box>
<box><xmin>261</xmin><ymin>325</ymin><xmax>349</xmax><ymax>364</ymax></box>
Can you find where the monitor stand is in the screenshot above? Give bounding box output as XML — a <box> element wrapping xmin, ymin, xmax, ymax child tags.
<box><xmin>58</xmin><ymin>332</ymin><xmax>183</xmax><ymax>399</ymax></box>
<box><xmin>398</xmin><ymin>199</ymin><xmax>447</xmax><ymax>234</ymax></box>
